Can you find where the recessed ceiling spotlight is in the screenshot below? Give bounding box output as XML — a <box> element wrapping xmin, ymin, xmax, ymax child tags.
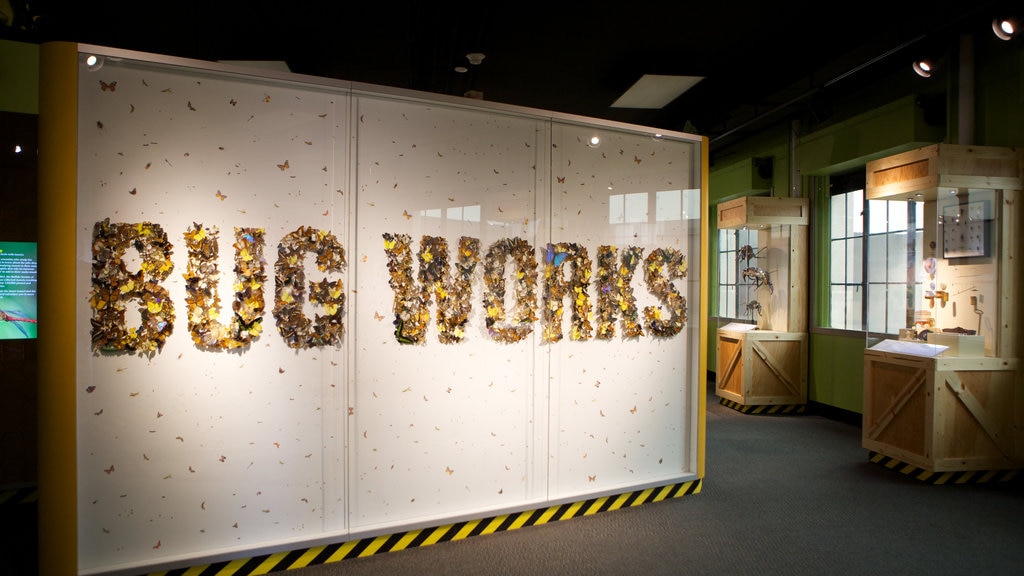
<box><xmin>454</xmin><ymin>65</ymin><xmax>468</xmax><ymax>73</ymax></box>
<box><xmin>993</xmin><ymin>18</ymin><xmax>1017</xmax><ymax>40</ymax></box>
<box><xmin>587</xmin><ymin>135</ymin><xmax>601</xmax><ymax>148</ymax></box>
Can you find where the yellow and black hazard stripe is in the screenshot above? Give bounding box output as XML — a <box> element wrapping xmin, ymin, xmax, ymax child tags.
<box><xmin>719</xmin><ymin>398</ymin><xmax>805</xmax><ymax>415</ymax></box>
<box><xmin>868</xmin><ymin>451</ymin><xmax>1020</xmax><ymax>485</ymax></box>
<box><xmin>149</xmin><ymin>479</ymin><xmax>701</xmax><ymax>576</ymax></box>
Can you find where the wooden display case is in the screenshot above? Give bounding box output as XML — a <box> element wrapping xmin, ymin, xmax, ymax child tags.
<box><xmin>717</xmin><ymin>195</ymin><xmax>810</xmax><ymax>229</ymax></box>
<box><xmin>716</xmin><ymin>195</ymin><xmax>809</xmax><ymax>412</ymax></box>
<box><xmin>865</xmin><ymin>143</ymin><xmax>1022</xmax><ymax>203</ymax></box>
<box><xmin>862</xmin><ymin>144</ymin><xmax>1023</xmax><ymax>476</ymax></box>
<box><xmin>717</xmin><ymin>326</ymin><xmax>807</xmax><ymax>413</ymax></box>
<box><xmin>863</xmin><ymin>348</ymin><xmax>1023</xmax><ymax>473</ymax></box>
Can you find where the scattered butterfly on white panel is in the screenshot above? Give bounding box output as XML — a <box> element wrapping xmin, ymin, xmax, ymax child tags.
<box><xmin>67</xmin><ymin>50</ymin><xmax>703</xmax><ymax>575</ymax></box>
<box><xmin>75</xmin><ymin>56</ymin><xmax>347</xmax><ymax>571</ymax></box>
<box><xmin>547</xmin><ymin>125</ymin><xmax>699</xmax><ymax>497</ymax></box>
<box><xmin>350</xmin><ymin>97</ymin><xmax>545</xmax><ymax>530</ymax></box>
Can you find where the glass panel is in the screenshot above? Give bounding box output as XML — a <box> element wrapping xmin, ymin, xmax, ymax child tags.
<box><xmin>830</xmin><ymin>193</ymin><xmax>846</xmax><ymax>238</ymax></box>
<box><xmin>71</xmin><ymin>48</ymin><xmax>707</xmax><ymax>573</ymax></box>
<box><xmin>655</xmin><ymin>189</ymin><xmax>681</xmax><ymax>221</ymax></box>
<box><xmin>846</xmin><ymin>285</ymin><xmax>863</xmax><ymax>330</ymax></box>
<box><xmin>720</xmin><ymin>285</ymin><xmax>736</xmax><ymax>318</ymax></box>
<box><xmin>868</xmin><ymin>199</ymin><xmax>888</xmax><ymax>234</ymax></box>
<box><xmin>887</xmin><ymin>232</ymin><xmax>907</xmax><ymax>281</ymax></box>
<box><xmin>718</xmin><ymin>251</ymin><xmax>730</xmax><ymax>284</ymax></box>
<box><xmin>624</xmin><ymin>192</ymin><xmax>648</xmax><ymax>223</ymax></box>
<box><xmin>549</xmin><ymin>123</ymin><xmax>701</xmax><ymax>497</ymax></box>
<box><xmin>888</xmin><ymin>200</ymin><xmax>908</xmax><ymax>232</ymax></box>
<box><xmin>846</xmin><ymin>236</ymin><xmax>863</xmax><ymax>283</ymax></box>
<box><xmin>887</xmin><ymin>283</ymin><xmax>908</xmax><ymax>331</ymax></box>
<box><xmin>913</xmin><ymin>229</ymin><xmax>924</xmax><ymax>281</ymax></box>
<box><xmin>866</xmin><ymin>283</ymin><xmax>886</xmax><ymax>332</ymax></box>
<box><xmin>721</xmin><ymin>229</ymin><xmax>736</xmax><ymax>251</ymax></box>
<box><xmin>913</xmin><ymin>281</ymin><xmax>926</xmax><ymax>319</ymax></box>
<box><xmin>830</xmin><ymin>285</ymin><xmax>846</xmax><ymax>328</ymax></box>
<box><xmin>608</xmin><ymin>194</ymin><xmax>624</xmax><ymax>223</ymax></box>
<box><xmin>848</xmin><ymin>192</ymin><xmax>864</xmax><ymax>236</ymax></box>
<box><xmin>830</xmin><ymin>239</ymin><xmax>846</xmax><ymax>284</ymax></box>
<box><xmin>931</xmin><ymin>188</ymin><xmax>999</xmax><ymax>354</ymax></box>
<box><xmin>867</xmin><ymin>234</ymin><xmax>887</xmax><ymax>282</ymax></box>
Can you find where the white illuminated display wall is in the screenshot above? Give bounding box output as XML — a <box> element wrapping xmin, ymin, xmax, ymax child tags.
<box><xmin>70</xmin><ymin>50</ymin><xmax>704</xmax><ymax>574</ymax></box>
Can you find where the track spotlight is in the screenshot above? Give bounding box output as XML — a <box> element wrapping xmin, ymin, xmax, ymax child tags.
<box><xmin>912</xmin><ymin>59</ymin><xmax>933</xmax><ymax>78</ymax></box>
<box><xmin>992</xmin><ymin>18</ymin><xmax>1017</xmax><ymax>41</ymax></box>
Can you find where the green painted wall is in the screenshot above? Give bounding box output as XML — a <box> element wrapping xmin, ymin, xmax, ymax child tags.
<box><xmin>808</xmin><ymin>332</ymin><xmax>868</xmax><ymax>412</ymax></box>
<box><xmin>0</xmin><ymin>39</ymin><xmax>39</xmax><ymax>114</ymax></box>
<box><xmin>708</xmin><ymin>34</ymin><xmax>1024</xmax><ymax>415</ymax></box>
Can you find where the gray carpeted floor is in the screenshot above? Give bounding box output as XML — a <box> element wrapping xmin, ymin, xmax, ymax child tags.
<box><xmin>284</xmin><ymin>384</ymin><xmax>1024</xmax><ymax>576</ymax></box>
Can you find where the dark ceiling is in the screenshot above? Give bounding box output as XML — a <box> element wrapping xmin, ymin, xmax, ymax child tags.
<box><xmin>4</xmin><ymin>1</ymin><xmax>1017</xmax><ymax>159</ymax></box>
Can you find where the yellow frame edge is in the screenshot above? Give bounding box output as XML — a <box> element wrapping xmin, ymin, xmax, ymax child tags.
<box><xmin>698</xmin><ymin>135</ymin><xmax>708</xmax><ymax>479</ymax></box>
<box><xmin>38</xmin><ymin>41</ymin><xmax>79</xmax><ymax>576</ymax></box>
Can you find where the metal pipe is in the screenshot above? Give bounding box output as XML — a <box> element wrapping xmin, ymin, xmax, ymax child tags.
<box><xmin>710</xmin><ymin>35</ymin><xmax>927</xmax><ymax>146</ymax></box>
<box><xmin>958</xmin><ymin>34</ymin><xmax>975</xmax><ymax>145</ymax></box>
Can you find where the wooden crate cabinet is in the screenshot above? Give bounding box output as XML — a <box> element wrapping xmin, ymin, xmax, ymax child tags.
<box><xmin>865</xmin><ymin>143</ymin><xmax>1022</xmax><ymax>203</ymax></box>
<box><xmin>716</xmin><ymin>195</ymin><xmax>809</xmax><ymax>411</ymax></box>
<box><xmin>717</xmin><ymin>328</ymin><xmax>807</xmax><ymax>407</ymax></box>
<box><xmin>717</xmin><ymin>195</ymin><xmax>810</xmax><ymax>229</ymax></box>
<box><xmin>863</xmin><ymin>350</ymin><xmax>1023</xmax><ymax>472</ymax></box>
<box><xmin>862</xmin><ymin>144</ymin><xmax>1023</xmax><ymax>474</ymax></box>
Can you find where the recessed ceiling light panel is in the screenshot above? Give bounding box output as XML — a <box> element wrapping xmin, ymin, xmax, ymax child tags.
<box><xmin>611</xmin><ymin>75</ymin><xmax>704</xmax><ymax>109</ymax></box>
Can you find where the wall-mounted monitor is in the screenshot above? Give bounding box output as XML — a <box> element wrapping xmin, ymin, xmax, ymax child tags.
<box><xmin>0</xmin><ymin>241</ymin><xmax>37</xmax><ymax>340</ymax></box>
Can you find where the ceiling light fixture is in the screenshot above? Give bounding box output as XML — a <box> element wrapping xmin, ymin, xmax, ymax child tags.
<box><xmin>85</xmin><ymin>54</ymin><xmax>104</xmax><ymax>71</ymax></box>
<box><xmin>992</xmin><ymin>18</ymin><xmax>1017</xmax><ymax>40</ymax></box>
<box><xmin>611</xmin><ymin>74</ymin><xmax>703</xmax><ymax>109</ymax></box>
<box><xmin>587</xmin><ymin>135</ymin><xmax>601</xmax><ymax>148</ymax></box>
<box><xmin>454</xmin><ymin>65</ymin><xmax>468</xmax><ymax>73</ymax></box>
<box><xmin>912</xmin><ymin>59</ymin><xmax>933</xmax><ymax>78</ymax></box>
<box><xmin>466</xmin><ymin>53</ymin><xmax>486</xmax><ymax>65</ymax></box>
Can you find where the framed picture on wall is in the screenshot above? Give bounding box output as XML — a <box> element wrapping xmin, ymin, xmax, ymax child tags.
<box><xmin>941</xmin><ymin>199</ymin><xmax>990</xmax><ymax>259</ymax></box>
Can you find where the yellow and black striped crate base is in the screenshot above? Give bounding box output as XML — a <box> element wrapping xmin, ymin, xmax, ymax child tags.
<box><xmin>719</xmin><ymin>398</ymin><xmax>805</xmax><ymax>415</ymax></box>
<box><xmin>151</xmin><ymin>479</ymin><xmax>701</xmax><ymax>576</ymax></box>
<box><xmin>868</xmin><ymin>451</ymin><xmax>1021</xmax><ymax>484</ymax></box>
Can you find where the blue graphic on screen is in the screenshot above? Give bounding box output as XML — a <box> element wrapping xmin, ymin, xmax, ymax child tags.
<box><xmin>0</xmin><ymin>241</ymin><xmax>38</xmax><ymax>340</ymax></box>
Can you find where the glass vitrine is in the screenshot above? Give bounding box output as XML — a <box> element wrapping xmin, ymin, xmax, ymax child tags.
<box><xmin>861</xmin><ymin>144</ymin><xmax>1024</xmax><ymax>475</ymax></box>
<box><xmin>715</xmin><ymin>195</ymin><xmax>809</xmax><ymax>411</ymax></box>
